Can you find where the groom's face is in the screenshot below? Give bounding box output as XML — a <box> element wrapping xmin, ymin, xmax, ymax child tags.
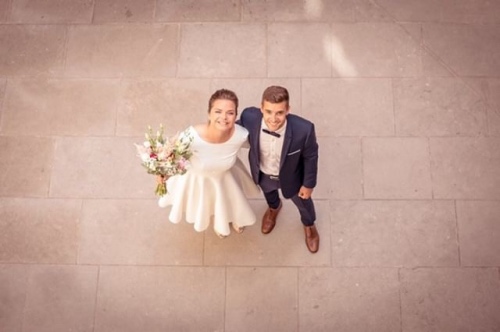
<box><xmin>261</xmin><ymin>101</ymin><xmax>289</xmax><ymax>132</ymax></box>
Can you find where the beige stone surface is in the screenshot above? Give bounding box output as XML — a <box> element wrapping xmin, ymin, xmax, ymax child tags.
<box><xmin>65</xmin><ymin>24</ymin><xmax>178</xmax><ymax>78</ymax></box>
<box><xmin>457</xmin><ymin>201</ymin><xmax>500</xmax><ymax>266</ymax></box>
<box><xmin>482</xmin><ymin>79</ymin><xmax>500</xmax><ymax>136</ymax></box>
<box><xmin>0</xmin><ymin>136</ymin><xmax>55</xmax><ymax>197</ymax></box>
<box><xmin>95</xmin><ymin>266</ymin><xmax>225</xmax><ymax>332</ymax></box>
<box><xmin>0</xmin><ymin>0</ymin><xmax>11</xmax><ymax>22</ymax></box>
<box><xmin>9</xmin><ymin>0</ymin><xmax>93</xmax><ymax>23</ymax></box>
<box><xmin>49</xmin><ymin>137</ymin><xmax>151</xmax><ymax>198</ymax></box>
<box><xmin>0</xmin><ymin>198</ymin><xmax>81</xmax><ymax>264</ymax></box>
<box><xmin>156</xmin><ymin>0</ymin><xmax>240</xmax><ymax>22</ymax></box>
<box><xmin>302</xmin><ymin>78</ymin><xmax>394</xmax><ymax>137</ymax></box>
<box><xmin>377</xmin><ymin>0</ymin><xmax>500</xmax><ymax>24</ymax></box>
<box><xmin>299</xmin><ymin>268</ymin><xmax>401</xmax><ymax>331</ymax></box>
<box><xmin>331</xmin><ymin>23</ymin><xmax>421</xmax><ymax>77</ymax></box>
<box><xmin>79</xmin><ymin>199</ymin><xmax>204</xmax><ymax>265</ymax></box>
<box><xmin>363</xmin><ymin>138</ymin><xmax>433</xmax><ymax>199</ymax></box>
<box><xmin>116</xmin><ymin>78</ymin><xmax>210</xmax><ymax>136</ymax></box>
<box><xmin>23</xmin><ymin>265</ymin><xmax>98</xmax><ymax>332</ymax></box>
<box><xmin>400</xmin><ymin>268</ymin><xmax>500</xmax><ymax>332</ymax></box>
<box><xmin>93</xmin><ymin>0</ymin><xmax>154</xmax><ymax>23</ymax></box>
<box><xmin>241</xmin><ymin>0</ymin><xmax>392</xmax><ymax>22</ymax></box>
<box><xmin>316</xmin><ymin>137</ymin><xmax>363</xmax><ymax>199</ymax></box>
<box><xmin>0</xmin><ymin>264</ymin><xmax>28</xmax><ymax>332</ymax></box>
<box><xmin>331</xmin><ymin>200</ymin><xmax>458</xmax><ymax>267</ymax></box>
<box><xmin>430</xmin><ymin>138</ymin><xmax>500</xmax><ymax>199</ymax></box>
<box><xmin>178</xmin><ymin>23</ymin><xmax>266</xmax><ymax>78</ymax></box>
<box><xmin>226</xmin><ymin>267</ymin><xmax>298</xmax><ymax>331</ymax></box>
<box><xmin>393</xmin><ymin>78</ymin><xmax>488</xmax><ymax>136</ymax></box>
<box><xmin>2</xmin><ymin>79</ymin><xmax>119</xmax><ymax>136</ymax></box>
<box><xmin>0</xmin><ymin>25</ymin><xmax>66</xmax><ymax>77</ymax></box>
<box><xmin>268</xmin><ymin>23</ymin><xmax>332</xmax><ymax>77</ymax></box>
<box><xmin>423</xmin><ymin>23</ymin><xmax>500</xmax><ymax>77</ymax></box>
<box><xmin>0</xmin><ymin>79</ymin><xmax>5</xmax><ymax>119</ymax></box>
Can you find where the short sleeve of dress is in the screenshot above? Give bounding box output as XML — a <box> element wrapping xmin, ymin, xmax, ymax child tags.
<box><xmin>234</xmin><ymin>124</ymin><xmax>249</xmax><ymax>146</ymax></box>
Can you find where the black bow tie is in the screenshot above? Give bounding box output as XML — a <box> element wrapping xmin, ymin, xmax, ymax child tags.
<box><xmin>262</xmin><ymin>129</ymin><xmax>281</xmax><ymax>138</ymax></box>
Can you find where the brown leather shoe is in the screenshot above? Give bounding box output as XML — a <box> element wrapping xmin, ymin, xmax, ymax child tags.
<box><xmin>304</xmin><ymin>225</ymin><xmax>320</xmax><ymax>253</ymax></box>
<box><xmin>261</xmin><ymin>202</ymin><xmax>282</xmax><ymax>234</ymax></box>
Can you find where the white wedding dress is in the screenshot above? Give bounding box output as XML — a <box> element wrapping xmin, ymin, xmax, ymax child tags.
<box><xmin>158</xmin><ymin>125</ymin><xmax>259</xmax><ymax>236</ymax></box>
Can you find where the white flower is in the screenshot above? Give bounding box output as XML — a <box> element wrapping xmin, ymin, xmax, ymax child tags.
<box><xmin>143</xmin><ymin>141</ymin><xmax>151</xmax><ymax>148</ymax></box>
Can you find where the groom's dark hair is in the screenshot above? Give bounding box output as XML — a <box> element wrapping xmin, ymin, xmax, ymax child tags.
<box><xmin>208</xmin><ymin>89</ymin><xmax>239</xmax><ymax>115</ymax></box>
<box><xmin>262</xmin><ymin>86</ymin><xmax>289</xmax><ymax>106</ymax></box>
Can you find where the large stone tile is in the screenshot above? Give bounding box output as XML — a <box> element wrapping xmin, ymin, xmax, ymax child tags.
<box><xmin>268</xmin><ymin>23</ymin><xmax>331</xmax><ymax>77</ymax></box>
<box><xmin>394</xmin><ymin>78</ymin><xmax>488</xmax><ymax>136</ymax></box>
<box><xmin>457</xmin><ymin>201</ymin><xmax>500</xmax><ymax>266</ymax></box>
<box><xmin>331</xmin><ymin>200</ymin><xmax>458</xmax><ymax>267</ymax></box>
<box><xmin>79</xmin><ymin>199</ymin><xmax>203</xmax><ymax>265</ymax></box>
<box><xmin>377</xmin><ymin>0</ymin><xmax>500</xmax><ymax>24</ymax></box>
<box><xmin>423</xmin><ymin>23</ymin><xmax>500</xmax><ymax>77</ymax></box>
<box><xmin>23</xmin><ymin>265</ymin><xmax>98</xmax><ymax>332</ymax></box>
<box><xmin>116</xmin><ymin>78</ymin><xmax>210</xmax><ymax>136</ymax></box>
<box><xmin>331</xmin><ymin>23</ymin><xmax>421</xmax><ymax>77</ymax></box>
<box><xmin>299</xmin><ymin>268</ymin><xmax>400</xmax><ymax>331</ymax></box>
<box><xmin>0</xmin><ymin>264</ymin><xmax>28</xmax><ymax>332</ymax></box>
<box><xmin>0</xmin><ymin>198</ymin><xmax>81</xmax><ymax>264</ymax></box>
<box><xmin>400</xmin><ymin>268</ymin><xmax>500</xmax><ymax>332</ymax></box>
<box><xmin>302</xmin><ymin>78</ymin><xmax>394</xmax><ymax>137</ymax></box>
<box><xmin>156</xmin><ymin>0</ymin><xmax>239</xmax><ymax>22</ymax></box>
<box><xmin>95</xmin><ymin>266</ymin><xmax>225</xmax><ymax>332</ymax></box>
<box><xmin>2</xmin><ymin>79</ymin><xmax>119</xmax><ymax>136</ymax></box>
<box><xmin>363</xmin><ymin>138</ymin><xmax>433</xmax><ymax>199</ymax></box>
<box><xmin>9</xmin><ymin>0</ymin><xmax>93</xmax><ymax>23</ymax></box>
<box><xmin>178</xmin><ymin>23</ymin><xmax>266</xmax><ymax>78</ymax></box>
<box><xmin>210</xmin><ymin>78</ymin><xmax>302</xmax><ymax>115</ymax></box>
<box><xmin>430</xmin><ymin>138</ymin><xmax>500</xmax><ymax>199</ymax></box>
<box><xmin>65</xmin><ymin>24</ymin><xmax>178</xmax><ymax>78</ymax></box>
<box><xmin>0</xmin><ymin>25</ymin><xmax>66</xmax><ymax>77</ymax></box>
<box><xmin>316</xmin><ymin>137</ymin><xmax>363</xmax><ymax>199</ymax></box>
<box><xmin>226</xmin><ymin>267</ymin><xmax>297</xmax><ymax>331</ymax></box>
<box><xmin>241</xmin><ymin>0</ymin><xmax>392</xmax><ymax>22</ymax></box>
<box><xmin>50</xmin><ymin>137</ymin><xmax>151</xmax><ymax>198</ymax></box>
<box><xmin>93</xmin><ymin>0</ymin><xmax>155</xmax><ymax>23</ymax></box>
<box><xmin>0</xmin><ymin>136</ymin><xmax>54</xmax><ymax>197</ymax></box>
<box><xmin>204</xmin><ymin>200</ymin><xmax>331</xmax><ymax>266</ymax></box>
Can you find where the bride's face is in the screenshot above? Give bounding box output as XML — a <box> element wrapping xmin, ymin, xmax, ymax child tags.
<box><xmin>209</xmin><ymin>99</ymin><xmax>237</xmax><ymax>131</ymax></box>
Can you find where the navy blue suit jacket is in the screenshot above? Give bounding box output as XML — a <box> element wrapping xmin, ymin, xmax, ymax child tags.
<box><xmin>238</xmin><ymin>107</ymin><xmax>319</xmax><ymax>198</ymax></box>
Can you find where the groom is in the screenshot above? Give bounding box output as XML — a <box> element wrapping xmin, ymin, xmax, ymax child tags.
<box><xmin>239</xmin><ymin>86</ymin><xmax>320</xmax><ymax>253</ymax></box>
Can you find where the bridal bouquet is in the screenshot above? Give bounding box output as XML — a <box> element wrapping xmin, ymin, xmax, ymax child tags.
<box><xmin>135</xmin><ymin>125</ymin><xmax>193</xmax><ymax>196</ymax></box>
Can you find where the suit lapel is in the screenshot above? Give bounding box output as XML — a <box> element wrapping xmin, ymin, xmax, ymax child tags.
<box><xmin>252</xmin><ymin>111</ymin><xmax>263</xmax><ymax>164</ymax></box>
<box><xmin>280</xmin><ymin>120</ymin><xmax>292</xmax><ymax>170</ymax></box>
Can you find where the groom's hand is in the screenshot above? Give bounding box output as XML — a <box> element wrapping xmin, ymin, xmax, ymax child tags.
<box><xmin>298</xmin><ymin>186</ymin><xmax>313</xmax><ymax>199</ymax></box>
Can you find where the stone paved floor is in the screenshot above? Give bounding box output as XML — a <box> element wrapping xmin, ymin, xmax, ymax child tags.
<box><xmin>1</xmin><ymin>1</ymin><xmax>500</xmax><ymax>331</ymax></box>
